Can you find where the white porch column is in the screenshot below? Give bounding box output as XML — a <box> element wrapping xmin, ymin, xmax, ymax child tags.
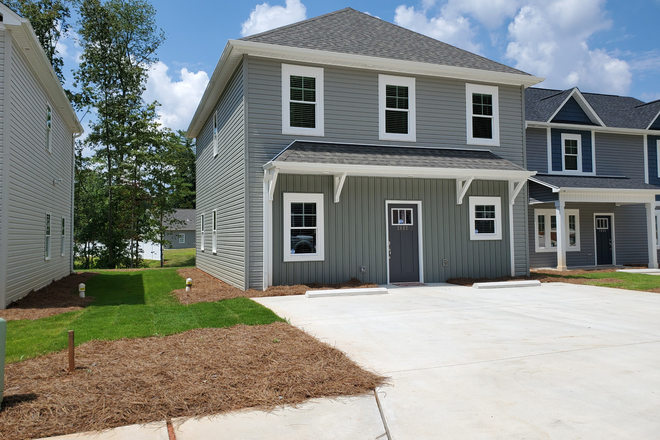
<box><xmin>646</xmin><ymin>202</ymin><xmax>658</xmax><ymax>269</ymax></box>
<box><xmin>555</xmin><ymin>199</ymin><xmax>567</xmax><ymax>271</ymax></box>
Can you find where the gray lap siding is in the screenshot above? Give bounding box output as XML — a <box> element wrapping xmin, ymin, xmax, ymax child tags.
<box><xmin>165</xmin><ymin>230</ymin><xmax>196</xmax><ymax>249</ymax></box>
<box><xmin>246</xmin><ymin>56</ymin><xmax>528</xmax><ymax>288</ymax></box>
<box><xmin>273</xmin><ymin>175</ymin><xmax>512</xmax><ymax>285</ymax></box>
<box><xmin>528</xmin><ymin>203</ymin><xmax>650</xmax><ymax>268</ymax></box>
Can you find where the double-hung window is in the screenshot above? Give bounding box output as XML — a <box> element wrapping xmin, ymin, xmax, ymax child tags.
<box><xmin>200</xmin><ymin>214</ymin><xmax>205</xmax><ymax>252</ymax></box>
<box><xmin>469</xmin><ymin>197</ymin><xmax>502</xmax><ymax>240</ymax></box>
<box><xmin>213</xmin><ymin>111</ymin><xmax>218</xmax><ymax>157</ymax></box>
<box><xmin>535</xmin><ymin>209</ymin><xmax>580</xmax><ymax>252</ymax></box>
<box><xmin>282</xmin><ymin>64</ymin><xmax>324</xmax><ymax>136</ymax></box>
<box><xmin>379</xmin><ymin>75</ymin><xmax>416</xmax><ymax>141</ymax></box>
<box><xmin>45</xmin><ymin>213</ymin><xmax>51</xmax><ymax>260</ymax></box>
<box><xmin>283</xmin><ymin>193</ymin><xmax>324</xmax><ymax>262</ymax></box>
<box><xmin>179</xmin><ymin>233</ymin><xmax>185</xmax><ymax>244</ymax></box>
<box><xmin>46</xmin><ymin>105</ymin><xmax>52</xmax><ymax>152</ymax></box>
<box><xmin>466</xmin><ymin>83</ymin><xmax>500</xmax><ymax>146</ymax></box>
<box><xmin>212</xmin><ymin>210</ymin><xmax>217</xmax><ymax>254</ymax></box>
<box><xmin>60</xmin><ymin>217</ymin><xmax>66</xmax><ymax>257</ymax></box>
<box><xmin>561</xmin><ymin>133</ymin><xmax>582</xmax><ymax>172</ymax></box>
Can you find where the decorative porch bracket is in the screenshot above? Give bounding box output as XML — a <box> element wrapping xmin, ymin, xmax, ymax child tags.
<box><xmin>508</xmin><ymin>180</ymin><xmax>526</xmax><ymax>205</ymax></box>
<box><xmin>334</xmin><ymin>173</ymin><xmax>347</xmax><ymax>203</ymax></box>
<box><xmin>266</xmin><ymin>168</ymin><xmax>279</xmax><ymax>201</ymax></box>
<box><xmin>456</xmin><ymin>177</ymin><xmax>474</xmax><ymax>205</ymax></box>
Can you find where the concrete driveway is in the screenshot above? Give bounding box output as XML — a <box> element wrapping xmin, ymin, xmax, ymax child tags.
<box><xmin>256</xmin><ymin>282</ymin><xmax>660</xmax><ymax>439</ymax></box>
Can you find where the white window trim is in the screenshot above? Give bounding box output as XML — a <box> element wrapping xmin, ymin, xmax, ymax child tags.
<box><xmin>469</xmin><ymin>196</ymin><xmax>502</xmax><ymax>241</ymax></box>
<box><xmin>379</xmin><ymin>74</ymin><xmax>416</xmax><ymax>142</ymax></box>
<box><xmin>283</xmin><ymin>193</ymin><xmax>324</xmax><ymax>262</ymax></box>
<box><xmin>656</xmin><ymin>139</ymin><xmax>660</xmax><ymax>179</ymax></box>
<box><xmin>534</xmin><ymin>209</ymin><xmax>581</xmax><ymax>252</ymax></box>
<box><xmin>200</xmin><ymin>214</ymin><xmax>205</xmax><ymax>252</ymax></box>
<box><xmin>46</xmin><ymin>103</ymin><xmax>52</xmax><ymax>153</ymax></box>
<box><xmin>655</xmin><ymin>212</ymin><xmax>660</xmax><ymax>249</ymax></box>
<box><xmin>281</xmin><ymin>64</ymin><xmax>324</xmax><ymax>137</ymax></box>
<box><xmin>213</xmin><ymin>111</ymin><xmax>218</xmax><ymax>157</ymax></box>
<box><xmin>466</xmin><ymin>83</ymin><xmax>500</xmax><ymax>146</ymax></box>
<box><xmin>60</xmin><ymin>216</ymin><xmax>65</xmax><ymax>257</ymax></box>
<box><xmin>179</xmin><ymin>233</ymin><xmax>185</xmax><ymax>244</ymax></box>
<box><xmin>45</xmin><ymin>212</ymin><xmax>51</xmax><ymax>260</ymax></box>
<box><xmin>561</xmin><ymin>133</ymin><xmax>582</xmax><ymax>173</ymax></box>
<box><xmin>212</xmin><ymin>209</ymin><xmax>217</xmax><ymax>254</ymax></box>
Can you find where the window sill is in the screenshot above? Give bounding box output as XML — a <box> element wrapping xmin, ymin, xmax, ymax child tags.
<box><xmin>535</xmin><ymin>247</ymin><xmax>581</xmax><ymax>253</ymax></box>
<box><xmin>379</xmin><ymin>132</ymin><xmax>416</xmax><ymax>142</ymax></box>
<box><xmin>45</xmin><ymin>257</ymin><xmax>51</xmax><ymax>261</ymax></box>
<box><xmin>470</xmin><ymin>234</ymin><xmax>502</xmax><ymax>241</ymax></box>
<box><xmin>467</xmin><ymin>137</ymin><xmax>500</xmax><ymax>147</ymax></box>
<box><xmin>283</xmin><ymin>255</ymin><xmax>324</xmax><ymax>263</ymax></box>
<box><xmin>282</xmin><ymin>126</ymin><xmax>324</xmax><ymax>137</ymax></box>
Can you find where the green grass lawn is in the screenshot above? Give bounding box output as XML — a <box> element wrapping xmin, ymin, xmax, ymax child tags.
<box><xmin>5</xmin><ymin>268</ymin><xmax>283</xmax><ymax>363</ymax></box>
<box><xmin>540</xmin><ymin>270</ymin><xmax>660</xmax><ymax>292</ymax></box>
<box><xmin>145</xmin><ymin>248</ymin><xmax>196</xmax><ymax>268</ymax></box>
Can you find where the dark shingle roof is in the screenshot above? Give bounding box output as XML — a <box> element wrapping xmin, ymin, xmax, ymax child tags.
<box><xmin>532</xmin><ymin>174</ymin><xmax>660</xmax><ymax>191</ymax></box>
<box><xmin>273</xmin><ymin>141</ymin><xmax>527</xmax><ymax>171</ymax></box>
<box><xmin>526</xmin><ymin>87</ymin><xmax>660</xmax><ymax>130</ymax></box>
<box><xmin>168</xmin><ymin>209</ymin><xmax>196</xmax><ymax>230</ymax></box>
<box><xmin>242</xmin><ymin>8</ymin><xmax>529</xmax><ymax>76</ymax></box>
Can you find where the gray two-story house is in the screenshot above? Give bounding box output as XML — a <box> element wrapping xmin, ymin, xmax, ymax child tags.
<box><xmin>525</xmin><ymin>87</ymin><xmax>660</xmax><ymax>270</ymax></box>
<box><xmin>0</xmin><ymin>4</ymin><xmax>83</xmax><ymax>308</ymax></box>
<box><xmin>187</xmin><ymin>8</ymin><xmax>543</xmax><ymax>290</ymax></box>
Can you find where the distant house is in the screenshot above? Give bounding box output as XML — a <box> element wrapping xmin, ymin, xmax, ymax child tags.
<box><xmin>165</xmin><ymin>209</ymin><xmax>196</xmax><ymax>249</ymax></box>
<box><xmin>525</xmin><ymin>87</ymin><xmax>660</xmax><ymax>270</ymax></box>
<box><xmin>0</xmin><ymin>4</ymin><xmax>84</xmax><ymax>308</ymax></box>
<box><xmin>187</xmin><ymin>8</ymin><xmax>542</xmax><ymax>290</ymax></box>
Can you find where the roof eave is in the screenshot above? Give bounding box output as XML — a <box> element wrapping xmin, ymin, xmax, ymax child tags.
<box><xmin>5</xmin><ymin>17</ymin><xmax>83</xmax><ymax>134</ymax></box>
<box><xmin>525</xmin><ymin>121</ymin><xmax>654</xmax><ymax>135</ymax></box>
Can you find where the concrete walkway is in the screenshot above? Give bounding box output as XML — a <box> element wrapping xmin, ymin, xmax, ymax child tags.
<box><xmin>257</xmin><ymin>282</ymin><xmax>660</xmax><ymax>439</ymax></box>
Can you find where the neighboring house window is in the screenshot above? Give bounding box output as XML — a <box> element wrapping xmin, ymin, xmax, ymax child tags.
<box><xmin>561</xmin><ymin>133</ymin><xmax>582</xmax><ymax>172</ymax></box>
<box><xmin>45</xmin><ymin>213</ymin><xmax>51</xmax><ymax>260</ymax></box>
<box><xmin>213</xmin><ymin>111</ymin><xmax>218</xmax><ymax>157</ymax></box>
<box><xmin>466</xmin><ymin>83</ymin><xmax>500</xmax><ymax>146</ymax></box>
<box><xmin>283</xmin><ymin>193</ymin><xmax>324</xmax><ymax>262</ymax></box>
<box><xmin>200</xmin><ymin>214</ymin><xmax>205</xmax><ymax>252</ymax></box>
<box><xmin>535</xmin><ymin>209</ymin><xmax>580</xmax><ymax>252</ymax></box>
<box><xmin>379</xmin><ymin>75</ymin><xmax>416</xmax><ymax>142</ymax></box>
<box><xmin>469</xmin><ymin>197</ymin><xmax>502</xmax><ymax>240</ymax></box>
<box><xmin>281</xmin><ymin>64</ymin><xmax>324</xmax><ymax>136</ymax></box>
<box><xmin>212</xmin><ymin>210</ymin><xmax>217</xmax><ymax>254</ymax></box>
<box><xmin>61</xmin><ymin>217</ymin><xmax>65</xmax><ymax>257</ymax></box>
<box><xmin>46</xmin><ymin>105</ymin><xmax>52</xmax><ymax>152</ymax></box>
<box><xmin>179</xmin><ymin>233</ymin><xmax>185</xmax><ymax>244</ymax></box>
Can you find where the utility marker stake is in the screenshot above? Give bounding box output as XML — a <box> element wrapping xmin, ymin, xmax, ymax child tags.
<box><xmin>79</xmin><ymin>283</ymin><xmax>86</xmax><ymax>298</ymax></box>
<box><xmin>186</xmin><ymin>278</ymin><xmax>192</xmax><ymax>292</ymax></box>
<box><xmin>68</xmin><ymin>330</ymin><xmax>75</xmax><ymax>373</ymax></box>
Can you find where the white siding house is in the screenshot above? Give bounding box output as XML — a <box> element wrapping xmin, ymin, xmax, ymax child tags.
<box><xmin>0</xmin><ymin>4</ymin><xmax>83</xmax><ymax>308</ymax></box>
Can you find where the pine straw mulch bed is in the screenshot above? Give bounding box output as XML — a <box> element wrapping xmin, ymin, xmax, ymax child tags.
<box><xmin>0</xmin><ymin>322</ymin><xmax>386</xmax><ymax>440</ymax></box>
<box><xmin>0</xmin><ymin>272</ymin><xmax>98</xmax><ymax>322</ymax></box>
<box><xmin>447</xmin><ymin>268</ymin><xmax>633</xmax><ymax>287</ymax></box>
<box><xmin>174</xmin><ymin>268</ymin><xmax>379</xmax><ymax>304</ymax></box>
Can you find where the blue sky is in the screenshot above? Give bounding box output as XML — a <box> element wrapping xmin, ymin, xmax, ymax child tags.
<box><xmin>58</xmin><ymin>0</ymin><xmax>660</xmax><ymax>133</ymax></box>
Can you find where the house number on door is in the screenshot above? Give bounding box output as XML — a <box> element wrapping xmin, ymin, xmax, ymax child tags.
<box><xmin>397</xmin><ymin>225</ymin><xmax>409</xmax><ymax>231</ymax></box>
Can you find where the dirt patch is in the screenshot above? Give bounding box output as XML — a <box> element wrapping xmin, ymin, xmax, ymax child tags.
<box><xmin>174</xmin><ymin>268</ymin><xmax>378</xmax><ymax>304</ymax></box>
<box><xmin>0</xmin><ymin>272</ymin><xmax>98</xmax><ymax>322</ymax></box>
<box><xmin>0</xmin><ymin>323</ymin><xmax>386</xmax><ymax>440</ymax></box>
<box><xmin>447</xmin><ymin>270</ymin><xmax>626</xmax><ymax>287</ymax></box>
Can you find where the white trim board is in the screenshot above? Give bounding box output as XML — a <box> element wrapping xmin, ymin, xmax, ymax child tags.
<box><xmin>385</xmin><ymin>200</ymin><xmax>424</xmax><ymax>284</ymax></box>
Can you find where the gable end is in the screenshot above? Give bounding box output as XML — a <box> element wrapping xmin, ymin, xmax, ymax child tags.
<box><xmin>552</xmin><ymin>97</ymin><xmax>597</xmax><ymax>125</ymax></box>
<box><xmin>650</xmin><ymin>114</ymin><xmax>660</xmax><ymax>131</ymax></box>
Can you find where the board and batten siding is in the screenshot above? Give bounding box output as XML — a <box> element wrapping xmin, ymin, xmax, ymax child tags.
<box><xmin>273</xmin><ymin>175</ymin><xmax>511</xmax><ymax>285</ymax></box>
<box><xmin>528</xmin><ymin>203</ymin><xmax>649</xmax><ymax>268</ymax></box>
<box><xmin>196</xmin><ymin>63</ymin><xmax>246</xmax><ymax>289</ymax></box>
<box><xmin>246</xmin><ymin>56</ymin><xmax>529</xmax><ymax>288</ymax></box>
<box><xmin>4</xmin><ymin>41</ymin><xmax>73</xmax><ymax>307</ymax></box>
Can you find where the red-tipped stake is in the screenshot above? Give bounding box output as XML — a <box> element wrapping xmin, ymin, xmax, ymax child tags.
<box><xmin>68</xmin><ymin>330</ymin><xmax>75</xmax><ymax>373</ymax></box>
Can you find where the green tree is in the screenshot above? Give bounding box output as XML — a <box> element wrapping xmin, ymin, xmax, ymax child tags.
<box><xmin>168</xmin><ymin>130</ymin><xmax>196</xmax><ymax>209</ymax></box>
<box><xmin>5</xmin><ymin>0</ymin><xmax>72</xmax><ymax>83</ymax></box>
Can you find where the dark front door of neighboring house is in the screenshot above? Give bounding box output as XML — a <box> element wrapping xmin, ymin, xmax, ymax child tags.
<box><xmin>388</xmin><ymin>203</ymin><xmax>420</xmax><ymax>283</ymax></box>
<box><xmin>595</xmin><ymin>215</ymin><xmax>613</xmax><ymax>265</ymax></box>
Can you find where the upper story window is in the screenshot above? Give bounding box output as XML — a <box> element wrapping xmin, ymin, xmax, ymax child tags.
<box><xmin>466</xmin><ymin>83</ymin><xmax>500</xmax><ymax>146</ymax></box>
<box><xmin>46</xmin><ymin>105</ymin><xmax>52</xmax><ymax>153</ymax></box>
<box><xmin>379</xmin><ymin>75</ymin><xmax>416</xmax><ymax>142</ymax></box>
<box><xmin>469</xmin><ymin>196</ymin><xmax>502</xmax><ymax>241</ymax></box>
<box><xmin>282</xmin><ymin>64</ymin><xmax>324</xmax><ymax>137</ymax></box>
<box><xmin>562</xmin><ymin>133</ymin><xmax>582</xmax><ymax>172</ymax></box>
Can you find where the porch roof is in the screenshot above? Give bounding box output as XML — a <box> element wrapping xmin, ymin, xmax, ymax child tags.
<box><xmin>530</xmin><ymin>174</ymin><xmax>660</xmax><ymax>192</ymax></box>
<box><xmin>265</xmin><ymin>141</ymin><xmax>533</xmax><ymax>180</ymax></box>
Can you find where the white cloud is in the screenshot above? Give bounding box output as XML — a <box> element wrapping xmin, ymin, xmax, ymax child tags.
<box><xmin>394</xmin><ymin>5</ymin><xmax>481</xmax><ymax>53</ymax></box>
<box><xmin>442</xmin><ymin>0</ymin><xmax>522</xmax><ymax>29</ymax></box>
<box><xmin>505</xmin><ymin>0</ymin><xmax>631</xmax><ymax>94</ymax></box>
<box><xmin>144</xmin><ymin>62</ymin><xmax>209</xmax><ymax>131</ymax></box>
<box><xmin>241</xmin><ymin>0</ymin><xmax>307</xmax><ymax>37</ymax></box>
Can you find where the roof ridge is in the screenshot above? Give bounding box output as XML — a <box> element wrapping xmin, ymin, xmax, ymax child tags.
<box><xmin>539</xmin><ymin>90</ymin><xmax>569</xmax><ymax>101</ymax></box>
<box><xmin>240</xmin><ymin>7</ymin><xmax>353</xmax><ymax>41</ymax></box>
<box><xmin>634</xmin><ymin>99</ymin><xmax>660</xmax><ymax>108</ymax></box>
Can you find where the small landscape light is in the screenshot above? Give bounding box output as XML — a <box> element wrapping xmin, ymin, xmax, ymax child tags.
<box><xmin>186</xmin><ymin>278</ymin><xmax>193</xmax><ymax>291</ymax></box>
<box><xmin>79</xmin><ymin>283</ymin><xmax>85</xmax><ymax>298</ymax></box>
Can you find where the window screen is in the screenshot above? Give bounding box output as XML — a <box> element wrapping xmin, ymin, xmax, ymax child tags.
<box><xmin>290</xmin><ymin>76</ymin><xmax>316</xmax><ymax>128</ymax></box>
<box><xmin>472</xmin><ymin>93</ymin><xmax>493</xmax><ymax>139</ymax></box>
